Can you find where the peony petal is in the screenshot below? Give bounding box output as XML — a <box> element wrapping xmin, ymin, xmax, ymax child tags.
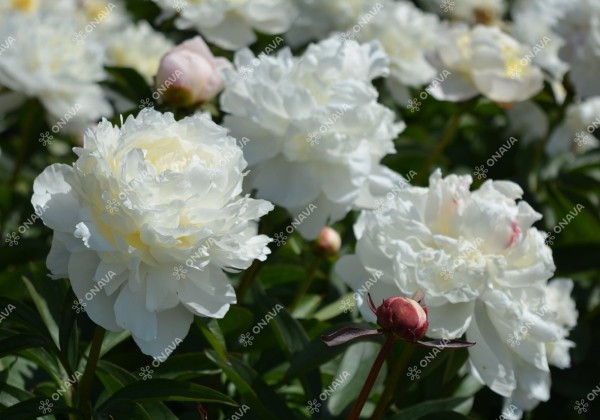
<box><xmin>131</xmin><ymin>305</ymin><xmax>193</xmax><ymax>359</ymax></box>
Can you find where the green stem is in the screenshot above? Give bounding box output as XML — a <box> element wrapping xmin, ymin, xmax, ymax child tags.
<box><xmin>77</xmin><ymin>326</ymin><xmax>106</xmax><ymax>416</ymax></box>
<box><xmin>289</xmin><ymin>256</ymin><xmax>321</xmax><ymax>312</ymax></box>
<box><xmin>416</xmin><ymin>102</ymin><xmax>472</xmax><ymax>185</ymax></box>
<box><xmin>347</xmin><ymin>335</ymin><xmax>395</xmax><ymax>420</ymax></box>
<box><xmin>370</xmin><ymin>344</ymin><xmax>416</xmax><ymax>420</ymax></box>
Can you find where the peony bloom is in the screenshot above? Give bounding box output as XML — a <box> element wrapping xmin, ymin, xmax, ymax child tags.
<box><xmin>355</xmin><ymin>1</ymin><xmax>440</xmax><ymax>104</ymax></box>
<box><xmin>31</xmin><ymin>109</ymin><xmax>274</xmax><ymax>358</ymax></box>
<box><xmin>420</xmin><ymin>0</ymin><xmax>506</xmax><ymax>24</ymax></box>
<box><xmin>156</xmin><ymin>36</ymin><xmax>232</xmax><ymax>106</ymax></box>
<box><xmin>0</xmin><ymin>12</ymin><xmax>111</xmax><ymax>133</ymax></box>
<box><xmin>427</xmin><ymin>24</ymin><xmax>544</xmax><ymax>104</ymax></box>
<box><xmin>546</xmin><ymin>97</ymin><xmax>600</xmax><ymax>155</ymax></box>
<box><xmin>284</xmin><ymin>0</ymin><xmax>384</xmax><ymax>48</ymax></box>
<box><xmin>336</xmin><ymin>169</ymin><xmax>577</xmax><ymax>417</ymax></box>
<box><xmin>510</xmin><ymin>0</ymin><xmax>572</xmax><ymax>93</ymax></box>
<box><xmin>105</xmin><ymin>21</ymin><xmax>174</xmax><ymax>85</ymax></box>
<box><xmin>220</xmin><ymin>35</ymin><xmax>404</xmax><ymax>239</ymax></box>
<box><xmin>554</xmin><ymin>0</ymin><xmax>600</xmax><ymax>98</ymax></box>
<box><xmin>151</xmin><ymin>0</ymin><xmax>297</xmax><ymax>50</ymax></box>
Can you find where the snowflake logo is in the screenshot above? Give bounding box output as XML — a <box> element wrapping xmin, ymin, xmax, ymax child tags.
<box><xmin>474</xmin><ymin>165</ymin><xmax>488</xmax><ymax>180</ymax></box>
<box><xmin>406</xmin><ymin>366</ymin><xmax>421</xmax><ymax>380</ymax></box>
<box><xmin>507</xmin><ymin>333</ymin><xmax>521</xmax><ymax>347</ymax></box>
<box><xmin>307</xmin><ymin>399</ymin><xmax>321</xmax><ymax>414</ymax></box>
<box><xmin>207</xmin><ymin>165</ymin><xmax>220</xmax><ymax>180</ymax></box>
<box><xmin>544</xmin><ymin>232</ymin><xmax>555</xmax><ymax>246</ymax></box>
<box><xmin>39</xmin><ymin>399</ymin><xmax>53</xmax><ymax>414</ymax></box>
<box><xmin>72</xmin><ymin>31</ymin><xmax>85</xmax><ymax>46</ymax></box>
<box><xmin>273</xmin><ymin>232</ymin><xmax>287</xmax><ymax>246</ymax></box>
<box><xmin>72</xmin><ymin>299</ymin><xmax>87</xmax><ymax>314</ymax></box>
<box><xmin>440</xmin><ymin>0</ymin><xmax>455</xmax><ymax>13</ymax></box>
<box><xmin>139</xmin><ymin>366</ymin><xmax>153</xmax><ymax>380</ymax></box>
<box><xmin>307</xmin><ymin>131</ymin><xmax>321</xmax><ymax>146</ymax></box>
<box><xmin>39</xmin><ymin>132</ymin><xmax>53</xmax><ymax>146</ymax></box>
<box><xmin>440</xmin><ymin>266</ymin><xmax>454</xmax><ymax>280</ymax></box>
<box><xmin>339</xmin><ymin>30</ymin><xmax>355</xmax><ymax>44</ymax></box>
<box><xmin>239</xmin><ymin>332</ymin><xmax>254</xmax><ymax>347</ymax></box>
<box><xmin>139</xmin><ymin>98</ymin><xmax>154</xmax><ymax>109</ymax></box>
<box><xmin>406</xmin><ymin>98</ymin><xmax>421</xmax><ymax>113</ymax></box>
<box><xmin>374</xmin><ymin>198</ymin><xmax>389</xmax><ymax>215</ymax></box>
<box><xmin>574</xmin><ymin>399</ymin><xmax>589</xmax><ymax>414</ymax></box>
<box><xmin>172</xmin><ymin>265</ymin><xmax>187</xmax><ymax>280</ymax></box>
<box><xmin>340</xmin><ymin>298</ymin><xmax>354</xmax><ymax>313</ymax></box>
<box><xmin>238</xmin><ymin>66</ymin><xmax>254</xmax><ymax>80</ymax></box>
<box><xmin>5</xmin><ymin>232</ymin><xmax>19</xmax><ymax>246</ymax></box>
<box><xmin>507</xmin><ymin>64</ymin><xmax>522</xmax><ymax>80</ymax></box>
<box><xmin>172</xmin><ymin>0</ymin><xmax>188</xmax><ymax>13</ymax></box>
<box><xmin>105</xmin><ymin>199</ymin><xmax>120</xmax><ymax>214</ymax></box>
<box><xmin>574</xmin><ymin>131</ymin><xmax>591</xmax><ymax>147</ymax></box>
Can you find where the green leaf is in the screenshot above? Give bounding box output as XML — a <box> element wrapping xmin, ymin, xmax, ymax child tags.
<box><xmin>252</xmin><ymin>286</ymin><xmax>308</xmax><ymax>356</ymax></box>
<box><xmin>0</xmin><ymin>397</ymin><xmax>83</xmax><ymax>420</ymax></box>
<box><xmin>21</xmin><ymin>275</ymin><xmax>59</xmax><ymax>348</ymax></box>
<box><xmin>205</xmin><ymin>350</ymin><xmax>296</xmax><ymax>420</ymax></box>
<box><xmin>97</xmin><ymin>378</ymin><xmax>237</xmax><ymax>411</ymax></box>
<box><xmin>0</xmin><ymin>382</ymin><xmax>35</xmax><ymax>407</ymax></box>
<box><xmin>196</xmin><ymin>317</ymin><xmax>227</xmax><ymax>358</ymax></box>
<box><xmin>96</xmin><ymin>360</ymin><xmax>137</xmax><ymax>395</ymax></box>
<box><xmin>104</xmin><ymin>66</ymin><xmax>153</xmax><ymax>105</ymax></box>
<box><xmin>58</xmin><ymin>290</ymin><xmax>78</xmax><ymax>370</ymax></box>
<box><xmin>327</xmin><ymin>341</ymin><xmax>383</xmax><ymax>415</ymax></box>
<box><xmin>313</xmin><ymin>293</ymin><xmax>355</xmax><ymax>321</ymax></box>
<box><xmin>389</xmin><ymin>396</ymin><xmax>472</xmax><ymax>420</ymax></box>
<box><xmin>0</xmin><ymin>297</ymin><xmax>54</xmax><ymax>344</ymax></box>
<box><xmin>218</xmin><ymin>305</ymin><xmax>254</xmax><ymax>337</ymax></box>
<box><xmin>99</xmin><ymin>330</ymin><xmax>131</xmax><ymax>358</ymax></box>
<box><xmin>0</xmin><ymin>334</ymin><xmax>51</xmax><ymax>359</ymax></box>
<box><xmin>283</xmin><ymin>322</ymin><xmax>381</xmax><ymax>382</ymax></box>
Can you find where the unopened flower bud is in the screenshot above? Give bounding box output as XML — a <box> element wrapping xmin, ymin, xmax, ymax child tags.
<box><xmin>316</xmin><ymin>227</ymin><xmax>341</xmax><ymax>256</ymax></box>
<box><xmin>156</xmin><ymin>36</ymin><xmax>232</xmax><ymax>107</ymax></box>
<box><xmin>376</xmin><ymin>296</ymin><xmax>429</xmax><ymax>342</ymax></box>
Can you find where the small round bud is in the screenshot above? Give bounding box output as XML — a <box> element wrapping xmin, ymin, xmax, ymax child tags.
<box><xmin>316</xmin><ymin>227</ymin><xmax>341</xmax><ymax>256</ymax></box>
<box><xmin>376</xmin><ymin>296</ymin><xmax>429</xmax><ymax>342</ymax></box>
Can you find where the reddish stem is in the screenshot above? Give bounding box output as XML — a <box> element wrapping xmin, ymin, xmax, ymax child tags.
<box><xmin>347</xmin><ymin>335</ymin><xmax>396</xmax><ymax>420</ymax></box>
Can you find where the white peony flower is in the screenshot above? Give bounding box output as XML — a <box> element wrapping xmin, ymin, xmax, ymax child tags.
<box><xmin>104</xmin><ymin>21</ymin><xmax>174</xmax><ymax>85</ymax></box>
<box><xmin>427</xmin><ymin>24</ymin><xmax>544</xmax><ymax>104</ymax></box>
<box><xmin>220</xmin><ymin>35</ymin><xmax>404</xmax><ymax>239</ymax></box>
<box><xmin>152</xmin><ymin>0</ymin><xmax>297</xmax><ymax>50</ymax></box>
<box><xmin>547</xmin><ymin>97</ymin><xmax>600</xmax><ymax>155</ymax></box>
<box><xmin>420</xmin><ymin>0</ymin><xmax>506</xmax><ymax>24</ymax></box>
<box><xmin>354</xmin><ymin>1</ymin><xmax>440</xmax><ymax>103</ymax></box>
<box><xmin>554</xmin><ymin>0</ymin><xmax>600</xmax><ymax>98</ymax></box>
<box><xmin>0</xmin><ymin>12</ymin><xmax>111</xmax><ymax>133</ymax></box>
<box><xmin>284</xmin><ymin>0</ymin><xmax>386</xmax><ymax>48</ymax></box>
<box><xmin>336</xmin><ymin>169</ymin><xmax>577</xmax><ymax>416</ymax></box>
<box><xmin>510</xmin><ymin>0</ymin><xmax>572</xmax><ymax>87</ymax></box>
<box><xmin>543</xmin><ymin>279</ymin><xmax>577</xmax><ymax>369</ymax></box>
<box><xmin>31</xmin><ymin>109</ymin><xmax>274</xmax><ymax>358</ymax></box>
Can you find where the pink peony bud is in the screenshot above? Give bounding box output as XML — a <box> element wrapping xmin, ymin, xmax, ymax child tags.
<box><xmin>156</xmin><ymin>36</ymin><xmax>232</xmax><ymax>106</ymax></box>
<box><xmin>316</xmin><ymin>227</ymin><xmax>341</xmax><ymax>256</ymax></box>
<box><xmin>375</xmin><ymin>296</ymin><xmax>429</xmax><ymax>342</ymax></box>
